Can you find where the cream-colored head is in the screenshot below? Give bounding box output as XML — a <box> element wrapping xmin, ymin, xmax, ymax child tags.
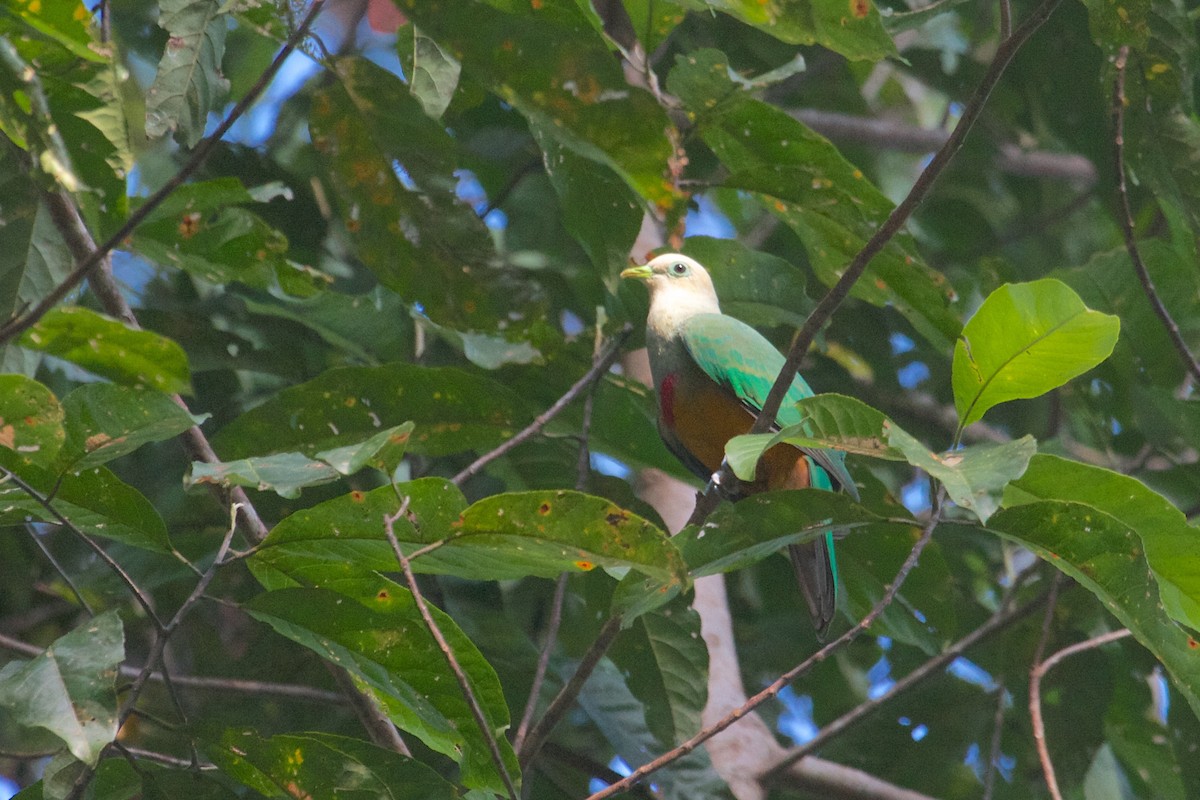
<box><xmin>620</xmin><ymin>254</ymin><xmax>721</xmax><ymax>330</ymax></box>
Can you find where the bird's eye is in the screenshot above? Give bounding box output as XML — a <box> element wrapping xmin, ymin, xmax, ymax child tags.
<box><xmin>669</xmin><ymin>262</ymin><xmax>689</xmax><ymax>276</ymax></box>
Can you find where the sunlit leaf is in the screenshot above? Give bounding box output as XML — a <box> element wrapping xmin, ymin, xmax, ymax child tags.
<box><xmin>396</xmin><ymin>25</ymin><xmax>461</xmax><ymax>119</ymax></box>
<box><xmin>145</xmin><ymin>0</ymin><xmax>229</xmax><ymax>146</ymax></box>
<box><xmin>0</xmin><ymin>374</ymin><xmax>64</xmax><ymax>467</ymax></box>
<box><xmin>953</xmin><ymin>279</ymin><xmax>1120</xmax><ymax>428</ymax></box>
<box><xmin>672</xmin><ymin>0</ymin><xmax>895</xmax><ymax>58</ymax></box>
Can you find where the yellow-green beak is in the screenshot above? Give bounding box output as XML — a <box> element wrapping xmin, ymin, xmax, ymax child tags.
<box><xmin>620</xmin><ymin>264</ymin><xmax>653</xmax><ymax>281</ymax></box>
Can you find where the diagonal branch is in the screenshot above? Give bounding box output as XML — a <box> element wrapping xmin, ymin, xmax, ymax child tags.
<box><xmin>384</xmin><ymin>501</ymin><xmax>520</xmax><ymax>800</ymax></box>
<box><xmin>584</xmin><ymin>490</ymin><xmax>945</xmax><ymax>800</ymax></box>
<box><xmin>452</xmin><ymin>324</ymin><xmax>633</xmax><ymax>485</ymax></box>
<box><xmin>760</xmin><ymin>584</ymin><xmax>1051</xmax><ymax>781</ymax></box>
<box><xmin>748</xmin><ymin>0</ymin><xmax>1064</xmax><ymax>439</ymax></box>
<box><xmin>1111</xmin><ymin>45</ymin><xmax>1200</xmax><ymax>384</ymax></box>
<box><xmin>0</xmin><ymin>0</ymin><xmax>327</xmax><ymax>346</ymax></box>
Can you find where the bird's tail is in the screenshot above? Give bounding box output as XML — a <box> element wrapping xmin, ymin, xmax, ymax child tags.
<box><xmin>789</xmin><ymin>533</ymin><xmax>836</xmax><ymax>639</ymax></box>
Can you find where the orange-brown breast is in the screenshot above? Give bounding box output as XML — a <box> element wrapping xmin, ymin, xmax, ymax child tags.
<box><xmin>663</xmin><ymin>370</ymin><xmax>811</xmax><ymax>492</ymax></box>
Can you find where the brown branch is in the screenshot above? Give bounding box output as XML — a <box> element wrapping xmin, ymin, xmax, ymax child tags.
<box><xmin>1112</xmin><ymin>45</ymin><xmax>1200</xmax><ymax>384</ymax></box>
<box><xmin>792</xmin><ymin>110</ymin><xmax>1095</xmax><ymax>185</ymax></box>
<box><xmin>1030</xmin><ymin>626</ymin><xmax>1133</xmax><ymax>800</ymax></box>
<box><xmin>384</xmin><ymin>501</ymin><xmax>519</xmax><ymax>800</ymax></box>
<box><xmin>514</xmin><ymin>573</ymin><xmax>569</xmax><ymax>754</ymax></box>
<box><xmin>761</xmin><ymin>584</ymin><xmax>1051</xmax><ymax>779</ymax></box>
<box><xmin>981</xmin><ymin>680</ymin><xmax>1008</xmax><ymax>800</ymax></box>
<box><xmin>518</xmin><ymin>615</ymin><xmax>623</xmax><ymax>769</ymax></box>
<box><xmin>749</xmin><ymin>0</ymin><xmax>1064</xmax><ymax>439</ymax></box>
<box><xmin>585</xmin><ymin>492</ymin><xmax>944</xmax><ymax>800</ymax></box>
<box><xmin>1028</xmin><ymin>574</ymin><xmax>1064</xmax><ymax>800</ymax></box>
<box><xmin>0</xmin><ymin>0</ymin><xmax>327</xmax><ymax>346</ymax></box>
<box><xmin>452</xmin><ymin>325</ymin><xmax>633</xmax><ymax>485</ymax></box>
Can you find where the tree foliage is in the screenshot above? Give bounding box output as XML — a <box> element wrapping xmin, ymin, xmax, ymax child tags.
<box><xmin>1</xmin><ymin>0</ymin><xmax>1199</xmax><ymax>799</ymax></box>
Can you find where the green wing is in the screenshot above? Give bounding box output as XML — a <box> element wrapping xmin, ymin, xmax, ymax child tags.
<box><xmin>680</xmin><ymin>313</ymin><xmax>857</xmax><ymax>499</ymax></box>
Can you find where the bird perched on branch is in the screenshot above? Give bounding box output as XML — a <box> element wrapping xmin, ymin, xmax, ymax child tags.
<box><xmin>622</xmin><ymin>253</ymin><xmax>857</xmax><ymax>636</ymax></box>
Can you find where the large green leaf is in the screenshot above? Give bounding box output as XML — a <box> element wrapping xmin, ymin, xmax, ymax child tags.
<box><xmin>608</xmin><ymin>595</ymin><xmax>707</xmax><ymax>748</ymax></box>
<box><xmin>984</xmin><ymin>503</ymin><xmax>1200</xmax><ymax>719</ymax></box>
<box><xmin>19</xmin><ymin>307</ymin><xmax>191</xmax><ymax>394</ymax></box>
<box><xmin>213</xmin><ymin>363</ymin><xmax>530</xmax><ymax>459</ymax></box>
<box><xmin>1005</xmin><ymin>454</ymin><xmax>1200</xmax><ymax>632</ymax></box>
<box><xmin>57</xmin><ymin>384</ymin><xmax>202</xmax><ymax>472</ymax></box>
<box><xmin>952</xmin><ymin>279</ymin><xmax>1120</xmax><ymax>428</ymax></box>
<box><xmin>726</xmin><ymin>394</ymin><xmax>1036</xmax><ymax>522</ymax></box>
<box><xmin>145</xmin><ymin>0</ymin><xmax>229</xmax><ymax>147</ymax></box>
<box><xmin>249</xmin><ymin>481</ymin><xmax>684</xmax><ymax>588</ymax></box>
<box><xmin>245</xmin><ymin>580</ymin><xmax>519</xmax><ymax>793</ymax></box>
<box><xmin>672</xmin><ymin>0</ymin><xmax>896</xmax><ymax>58</ymax></box>
<box><xmin>668</xmin><ymin>50</ymin><xmax>959</xmax><ymax>348</ymax></box>
<box><xmin>209</xmin><ymin>730</ymin><xmax>457</xmax><ymax>800</ymax></box>
<box><xmin>0</xmin><ymin>374</ymin><xmax>64</xmax><ymax>467</ymax></box>
<box><xmin>0</xmin><ymin>449</ymin><xmax>172</xmax><ymax>554</ymax></box>
<box><xmin>0</xmin><ymin>611</ymin><xmax>123</xmax><ymax>766</ymax></box>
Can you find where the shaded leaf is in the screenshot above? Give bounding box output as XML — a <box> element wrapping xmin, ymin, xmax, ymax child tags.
<box><xmin>245</xmin><ymin>580</ymin><xmax>519</xmax><ymax>793</ymax></box>
<box><xmin>0</xmin><ymin>374</ymin><xmax>64</xmax><ymax>467</ymax></box>
<box><xmin>953</xmin><ymin>279</ymin><xmax>1120</xmax><ymax>428</ymax></box>
<box><xmin>0</xmin><ymin>449</ymin><xmax>172</xmax><ymax>554</ymax></box>
<box><xmin>209</xmin><ymin>730</ymin><xmax>457</xmax><ymax>800</ymax></box>
<box><xmin>213</xmin><ymin>364</ymin><xmax>530</xmax><ymax>459</ymax></box>
<box><xmin>985</xmin><ymin>503</ymin><xmax>1200</xmax><ymax>719</ymax></box>
<box><xmin>146</xmin><ymin>0</ymin><xmax>229</xmax><ymax>147</ymax></box>
<box><xmin>20</xmin><ymin>307</ymin><xmax>191</xmax><ymax>394</ymax></box>
<box><xmin>0</xmin><ymin>611</ymin><xmax>123</xmax><ymax>766</ymax></box>
<box><xmin>58</xmin><ymin>383</ymin><xmax>202</xmax><ymax>471</ymax></box>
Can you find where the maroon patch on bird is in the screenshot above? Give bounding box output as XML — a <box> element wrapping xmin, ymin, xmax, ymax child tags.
<box><xmin>660</xmin><ymin>373</ymin><xmax>677</xmax><ymax>427</ymax></box>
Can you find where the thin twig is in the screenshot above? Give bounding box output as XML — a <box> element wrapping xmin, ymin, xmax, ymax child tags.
<box><xmin>748</xmin><ymin>0</ymin><xmax>1063</xmax><ymax>439</ymax></box>
<box><xmin>982</xmin><ymin>679</ymin><xmax>1008</xmax><ymax>800</ymax></box>
<box><xmin>1030</xmin><ymin>626</ymin><xmax>1133</xmax><ymax>800</ymax></box>
<box><xmin>514</xmin><ymin>574</ymin><xmax>569</xmax><ymax>754</ymax></box>
<box><xmin>23</xmin><ymin>523</ymin><xmax>95</xmax><ymax>616</ymax></box>
<box><xmin>126</xmin><ymin>667</ymin><xmax>344</xmax><ymax>704</ymax></box>
<box><xmin>0</xmin><ymin>0</ymin><xmax>327</xmax><ymax>346</ymax></box>
<box><xmin>452</xmin><ymin>325</ymin><xmax>633</xmax><ymax>485</ymax></box>
<box><xmin>1112</xmin><ymin>45</ymin><xmax>1200</xmax><ymax>384</ymax></box>
<box><xmin>1028</xmin><ymin>574</ymin><xmax>1064</xmax><ymax>800</ymax></box>
<box><xmin>585</xmin><ymin>492</ymin><xmax>944</xmax><ymax>800</ymax></box>
<box><xmin>518</xmin><ymin>615</ymin><xmax>623</xmax><ymax>769</ymax></box>
<box><xmin>114</xmin><ymin>743</ymin><xmax>218</xmax><ymax>771</ymax></box>
<box><xmin>760</xmin><ymin>583</ymin><xmax>1051</xmax><ymax>779</ymax></box>
<box><xmin>384</xmin><ymin>501</ymin><xmax>520</xmax><ymax>800</ymax></box>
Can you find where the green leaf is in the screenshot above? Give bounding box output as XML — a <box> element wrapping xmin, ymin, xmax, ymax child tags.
<box><xmin>0</xmin><ymin>449</ymin><xmax>173</xmax><ymax>554</ymax></box>
<box><xmin>213</xmin><ymin>364</ymin><xmax>531</xmax><ymax>459</ymax></box>
<box><xmin>398</xmin><ymin>0</ymin><xmax>676</xmax><ymax>206</ymax></box>
<box><xmin>209</xmin><ymin>730</ymin><xmax>457</xmax><ymax>800</ymax></box>
<box><xmin>952</xmin><ymin>279</ymin><xmax>1120</xmax><ymax>428</ymax></box>
<box><xmin>727</xmin><ymin>394</ymin><xmax>1036</xmax><ymax>522</ymax></box>
<box><xmin>985</xmin><ymin>503</ymin><xmax>1200</xmax><ymax>719</ymax></box>
<box><xmin>1084</xmin><ymin>743</ymin><xmax>1136</xmax><ymax>800</ymax></box>
<box><xmin>0</xmin><ymin>374</ymin><xmax>64</xmax><ymax>467</ymax></box>
<box><xmin>675</xmin><ymin>236</ymin><xmax>812</xmax><ymax>328</ymax></box>
<box><xmin>2</xmin><ymin>0</ymin><xmax>106</xmax><ymax>63</ymax></box>
<box><xmin>396</xmin><ymin>26</ymin><xmax>461</xmax><ymax>119</ymax></box>
<box><xmin>145</xmin><ymin>0</ymin><xmax>229</xmax><ymax>147</ymax></box>
<box><xmin>249</xmin><ymin>483</ymin><xmax>685</xmax><ymax>588</ymax></box>
<box><xmin>20</xmin><ymin>307</ymin><xmax>191</xmax><ymax>394</ymax></box>
<box><xmin>189</xmin><ymin>423</ymin><xmax>412</xmax><ymax>499</ymax></box>
<box><xmin>0</xmin><ymin>611</ymin><xmax>123</xmax><ymax>766</ymax></box>
<box><xmin>57</xmin><ymin>384</ymin><xmax>202</xmax><ymax>471</ymax></box>
<box><xmin>245</xmin><ymin>580</ymin><xmax>519</xmax><ymax>793</ymax></box>
<box><xmin>672</xmin><ymin>0</ymin><xmax>896</xmax><ymax>58</ymax></box>
<box><xmin>608</xmin><ymin>596</ymin><xmax>707</xmax><ymax>748</ymax></box>
<box><xmin>1004</xmin><ymin>454</ymin><xmax>1200</xmax><ymax>632</ymax></box>
<box><xmin>668</xmin><ymin>49</ymin><xmax>958</xmax><ymax>348</ymax></box>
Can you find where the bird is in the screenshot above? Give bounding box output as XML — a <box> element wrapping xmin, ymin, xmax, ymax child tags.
<box><xmin>621</xmin><ymin>253</ymin><xmax>857</xmax><ymax>636</ymax></box>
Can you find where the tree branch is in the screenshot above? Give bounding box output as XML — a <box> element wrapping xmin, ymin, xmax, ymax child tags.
<box><xmin>585</xmin><ymin>491</ymin><xmax>944</xmax><ymax>800</ymax></box>
<box><xmin>384</xmin><ymin>500</ymin><xmax>519</xmax><ymax>800</ymax></box>
<box><xmin>749</xmin><ymin>0</ymin><xmax>1064</xmax><ymax>439</ymax></box>
<box><xmin>452</xmin><ymin>324</ymin><xmax>633</xmax><ymax>485</ymax></box>
<box><xmin>1111</xmin><ymin>45</ymin><xmax>1200</xmax><ymax>384</ymax></box>
<box><xmin>1028</xmin><ymin>574</ymin><xmax>1064</xmax><ymax>800</ymax></box>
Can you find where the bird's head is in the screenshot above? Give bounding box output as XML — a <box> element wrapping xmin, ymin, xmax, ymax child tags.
<box><xmin>620</xmin><ymin>254</ymin><xmax>721</xmax><ymax>317</ymax></box>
